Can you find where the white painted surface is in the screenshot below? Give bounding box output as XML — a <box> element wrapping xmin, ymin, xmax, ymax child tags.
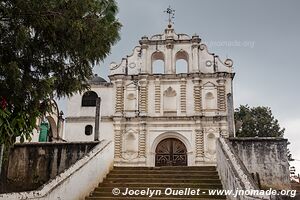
<box><xmin>0</xmin><ymin>140</ymin><xmax>114</xmax><ymax>200</ymax></box>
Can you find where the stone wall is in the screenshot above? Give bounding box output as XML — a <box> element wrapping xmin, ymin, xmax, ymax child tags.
<box><xmin>216</xmin><ymin>137</ymin><xmax>269</xmax><ymax>200</ymax></box>
<box><xmin>230</xmin><ymin>138</ymin><xmax>290</xmax><ymax>190</ymax></box>
<box><xmin>0</xmin><ymin>140</ymin><xmax>113</xmax><ymax>200</ymax></box>
<box><xmin>0</xmin><ymin>141</ymin><xmax>98</xmax><ymax>193</ymax></box>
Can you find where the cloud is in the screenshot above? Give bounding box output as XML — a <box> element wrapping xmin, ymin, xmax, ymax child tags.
<box><xmin>282</xmin><ymin>118</ymin><xmax>300</xmax><ymax>174</ymax></box>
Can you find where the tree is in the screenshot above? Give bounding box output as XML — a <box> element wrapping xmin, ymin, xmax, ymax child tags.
<box><xmin>0</xmin><ymin>0</ymin><xmax>121</xmax><ymax>146</ymax></box>
<box><xmin>235</xmin><ymin>105</ymin><xmax>293</xmax><ymax>161</ymax></box>
<box><xmin>234</xmin><ymin>105</ymin><xmax>285</xmax><ymax>137</ymax></box>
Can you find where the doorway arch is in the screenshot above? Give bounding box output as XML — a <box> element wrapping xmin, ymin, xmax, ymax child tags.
<box><xmin>155</xmin><ymin>138</ymin><xmax>187</xmax><ymax>166</ymax></box>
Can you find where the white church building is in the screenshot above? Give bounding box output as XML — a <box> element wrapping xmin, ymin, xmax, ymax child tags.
<box><xmin>65</xmin><ymin>24</ymin><xmax>235</xmax><ymax>167</ymax></box>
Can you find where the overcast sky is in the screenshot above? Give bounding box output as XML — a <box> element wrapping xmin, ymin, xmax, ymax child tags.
<box><xmin>61</xmin><ymin>0</ymin><xmax>300</xmax><ymax>173</ymax></box>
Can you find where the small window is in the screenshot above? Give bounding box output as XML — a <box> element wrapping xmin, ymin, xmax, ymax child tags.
<box><xmin>175</xmin><ymin>59</ymin><xmax>188</xmax><ymax>73</ymax></box>
<box><xmin>152</xmin><ymin>51</ymin><xmax>165</xmax><ymax>74</ymax></box>
<box><xmin>82</xmin><ymin>91</ymin><xmax>98</xmax><ymax>107</ymax></box>
<box><xmin>153</xmin><ymin>60</ymin><xmax>165</xmax><ymax>74</ymax></box>
<box><xmin>85</xmin><ymin>125</ymin><xmax>93</xmax><ymax>135</ymax></box>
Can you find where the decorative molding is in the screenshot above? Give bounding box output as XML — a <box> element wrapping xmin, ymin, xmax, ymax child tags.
<box><xmin>154</xmin><ymin>83</ymin><xmax>161</xmax><ymax>113</ymax></box>
<box><xmin>217</xmin><ymin>85</ymin><xmax>226</xmax><ymax>111</ymax></box>
<box><xmin>193</xmin><ymin>85</ymin><xmax>202</xmax><ymax>112</ymax></box>
<box><xmin>164</xmin><ymin>86</ymin><xmax>176</xmax><ymax>97</ymax></box>
<box><xmin>139</xmin><ymin>81</ymin><xmax>148</xmax><ymax>114</ymax></box>
<box><xmin>195</xmin><ymin>129</ymin><xmax>204</xmax><ymax>158</ymax></box>
<box><xmin>138</xmin><ymin>123</ymin><xmax>146</xmax><ymax>158</ymax></box>
<box><xmin>115</xmin><ymin>84</ymin><xmax>124</xmax><ymax>114</ymax></box>
<box><xmin>114</xmin><ymin>129</ymin><xmax>122</xmax><ymax>158</ymax></box>
<box><xmin>180</xmin><ymin>80</ymin><xmax>187</xmax><ymax>113</ymax></box>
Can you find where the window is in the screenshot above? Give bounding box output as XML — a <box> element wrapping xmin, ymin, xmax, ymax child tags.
<box><xmin>175</xmin><ymin>50</ymin><xmax>189</xmax><ymax>74</ymax></box>
<box><xmin>152</xmin><ymin>51</ymin><xmax>165</xmax><ymax>74</ymax></box>
<box><xmin>85</xmin><ymin>125</ymin><xmax>93</xmax><ymax>136</ymax></box>
<box><xmin>152</xmin><ymin>60</ymin><xmax>165</xmax><ymax>74</ymax></box>
<box><xmin>82</xmin><ymin>91</ymin><xmax>98</xmax><ymax>107</ymax></box>
<box><xmin>175</xmin><ymin>59</ymin><xmax>188</xmax><ymax>73</ymax></box>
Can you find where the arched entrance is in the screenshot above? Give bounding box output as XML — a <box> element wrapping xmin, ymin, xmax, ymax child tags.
<box><xmin>155</xmin><ymin>138</ymin><xmax>187</xmax><ymax>166</ymax></box>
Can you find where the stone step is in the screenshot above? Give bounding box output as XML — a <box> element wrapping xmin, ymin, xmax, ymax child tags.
<box><xmin>94</xmin><ymin>187</ymin><xmax>221</xmax><ymax>193</ymax></box>
<box><xmin>103</xmin><ymin>178</ymin><xmax>221</xmax><ymax>183</ymax></box>
<box><xmin>89</xmin><ymin>191</ymin><xmax>226</xmax><ymax>199</ymax></box>
<box><xmin>98</xmin><ymin>182</ymin><xmax>223</xmax><ymax>189</ymax></box>
<box><xmin>113</xmin><ymin>166</ymin><xmax>216</xmax><ymax>171</ymax></box>
<box><xmin>86</xmin><ymin>197</ymin><xmax>226</xmax><ymax>200</ymax></box>
<box><xmin>88</xmin><ymin>166</ymin><xmax>224</xmax><ymax>199</ymax></box>
<box><xmin>85</xmin><ymin>196</ymin><xmax>226</xmax><ymax>200</ymax></box>
<box><xmin>110</xmin><ymin>170</ymin><xmax>218</xmax><ymax>175</ymax></box>
<box><xmin>107</xmin><ymin>174</ymin><xmax>220</xmax><ymax>179</ymax></box>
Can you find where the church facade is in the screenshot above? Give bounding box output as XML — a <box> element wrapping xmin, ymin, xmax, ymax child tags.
<box><xmin>65</xmin><ymin>25</ymin><xmax>235</xmax><ymax>167</ymax></box>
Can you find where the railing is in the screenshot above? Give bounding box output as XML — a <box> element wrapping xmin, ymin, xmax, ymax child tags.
<box><xmin>216</xmin><ymin>137</ymin><xmax>270</xmax><ymax>200</ymax></box>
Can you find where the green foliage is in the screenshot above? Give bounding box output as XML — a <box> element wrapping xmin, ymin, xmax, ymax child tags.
<box><xmin>0</xmin><ymin>0</ymin><xmax>121</xmax><ymax>146</ymax></box>
<box><xmin>234</xmin><ymin>105</ymin><xmax>285</xmax><ymax>137</ymax></box>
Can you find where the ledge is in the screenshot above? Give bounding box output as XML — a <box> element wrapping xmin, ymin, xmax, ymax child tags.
<box><xmin>13</xmin><ymin>141</ymin><xmax>100</xmax><ymax>147</ymax></box>
<box><xmin>229</xmin><ymin>137</ymin><xmax>288</xmax><ymax>142</ymax></box>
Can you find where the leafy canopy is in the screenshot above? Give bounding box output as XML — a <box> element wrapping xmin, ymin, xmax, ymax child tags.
<box><xmin>234</xmin><ymin>105</ymin><xmax>285</xmax><ymax>137</ymax></box>
<box><xmin>0</xmin><ymin>0</ymin><xmax>121</xmax><ymax>146</ymax></box>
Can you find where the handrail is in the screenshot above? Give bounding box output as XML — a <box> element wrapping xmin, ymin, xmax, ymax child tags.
<box><xmin>216</xmin><ymin>137</ymin><xmax>270</xmax><ymax>200</ymax></box>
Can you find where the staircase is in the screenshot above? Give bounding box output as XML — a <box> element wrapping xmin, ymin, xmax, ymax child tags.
<box><xmin>86</xmin><ymin>166</ymin><xmax>226</xmax><ymax>200</ymax></box>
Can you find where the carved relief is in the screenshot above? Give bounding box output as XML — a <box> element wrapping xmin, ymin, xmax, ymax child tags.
<box><xmin>122</xmin><ymin>129</ymin><xmax>139</xmax><ymax>160</ymax></box>
<box><xmin>206</xmin><ymin>133</ymin><xmax>216</xmax><ymax>155</ymax></box>
<box><xmin>203</xmin><ymin>82</ymin><xmax>217</xmax><ymax>110</ymax></box>
<box><xmin>163</xmin><ymin>86</ymin><xmax>177</xmax><ymax>112</ymax></box>
<box><xmin>205</xmin><ymin>128</ymin><xmax>217</xmax><ymax>162</ymax></box>
<box><xmin>164</xmin><ymin>86</ymin><xmax>177</xmax><ymax>97</ymax></box>
<box><xmin>125</xmin><ymin>83</ymin><xmax>138</xmax><ymax>112</ymax></box>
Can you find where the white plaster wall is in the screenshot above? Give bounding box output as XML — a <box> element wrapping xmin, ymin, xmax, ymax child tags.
<box><xmin>67</xmin><ymin>86</ymin><xmax>114</xmax><ymax>117</ymax></box>
<box><xmin>0</xmin><ymin>140</ymin><xmax>114</xmax><ymax>200</ymax></box>
<box><xmin>186</xmin><ymin>79</ymin><xmax>194</xmax><ymax>116</ymax></box>
<box><xmin>64</xmin><ymin>121</ymin><xmax>113</xmax><ymax>142</ymax></box>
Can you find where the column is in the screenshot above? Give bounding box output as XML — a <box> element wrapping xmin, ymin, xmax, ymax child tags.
<box><xmin>139</xmin><ymin>78</ymin><xmax>148</xmax><ymax>116</ymax></box>
<box><xmin>217</xmin><ymin>79</ymin><xmax>226</xmax><ymax>111</ymax></box>
<box><xmin>193</xmin><ymin>78</ymin><xmax>202</xmax><ymax>114</ymax></box>
<box><xmin>180</xmin><ymin>78</ymin><xmax>187</xmax><ymax>114</ymax></box>
<box><xmin>138</xmin><ymin>121</ymin><xmax>146</xmax><ymax>158</ymax></box>
<box><xmin>195</xmin><ymin>129</ymin><xmax>204</xmax><ymax>161</ymax></box>
<box><xmin>115</xmin><ymin>79</ymin><xmax>124</xmax><ymax>116</ymax></box>
<box><xmin>154</xmin><ymin>79</ymin><xmax>161</xmax><ymax>114</ymax></box>
<box><xmin>114</xmin><ymin>121</ymin><xmax>122</xmax><ymax>159</ymax></box>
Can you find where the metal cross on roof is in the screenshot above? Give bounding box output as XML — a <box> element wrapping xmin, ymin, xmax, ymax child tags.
<box><xmin>164</xmin><ymin>6</ymin><xmax>175</xmax><ymax>26</ymax></box>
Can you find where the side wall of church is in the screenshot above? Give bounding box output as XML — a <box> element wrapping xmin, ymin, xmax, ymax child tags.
<box><xmin>65</xmin><ymin>86</ymin><xmax>115</xmax><ymax>142</ymax></box>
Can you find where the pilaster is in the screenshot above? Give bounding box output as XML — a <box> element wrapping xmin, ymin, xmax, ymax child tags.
<box><xmin>193</xmin><ymin>78</ymin><xmax>202</xmax><ymax>114</ymax></box>
<box><xmin>115</xmin><ymin>80</ymin><xmax>124</xmax><ymax>116</ymax></box>
<box><xmin>180</xmin><ymin>78</ymin><xmax>187</xmax><ymax>113</ymax></box>
<box><xmin>154</xmin><ymin>79</ymin><xmax>161</xmax><ymax>114</ymax></box>
<box><xmin>139</xmin><ymin>79</ymin><xmax>148</xmax><ymax>116</ymax></box>
<box><xmin>217</xmin><ymin>79</ymin><xmax>226</xmax><ymax>112</ymax></box>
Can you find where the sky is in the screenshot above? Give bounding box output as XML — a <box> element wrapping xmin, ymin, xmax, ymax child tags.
<box><xmin>60</xmin><ymin>0</ymin><xmax>300</xmax><ymax>173</ymax></box>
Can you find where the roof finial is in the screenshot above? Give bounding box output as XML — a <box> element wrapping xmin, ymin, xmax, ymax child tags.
<box><xmin>164</xmin><ymin>5</ymin><xmax>175</xmax><ymax>28</ymax></box>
